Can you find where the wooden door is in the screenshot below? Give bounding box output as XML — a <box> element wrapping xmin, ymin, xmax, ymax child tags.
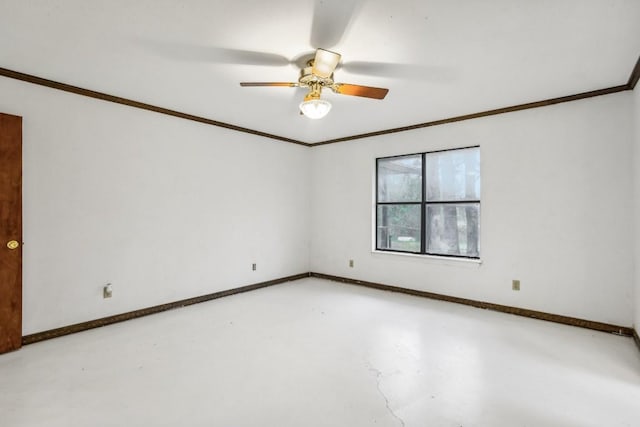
<box><xmin>0</xmin><ymin>113</ymin><xmax>22</xmax><ymax>354</ymax></box>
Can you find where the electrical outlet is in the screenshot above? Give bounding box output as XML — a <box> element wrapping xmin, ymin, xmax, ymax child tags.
<box><xmin>252</xmin><ymin>263</ymin><xmax>256</xmax><ymax>271</ymax></box>
<box><xmin>103</xmin><ymin>283</ymin><xmax>113</xmax><ymax>298</ymax></box>
<box><xmin>349</xmin><ymin>259</ymin><xmax>354</xmax><ymax>268</ymax></box>
<box><xmin>512</xmin><ymin>280</ymin><xmax>520</xmax><ymax>291</ymax></box>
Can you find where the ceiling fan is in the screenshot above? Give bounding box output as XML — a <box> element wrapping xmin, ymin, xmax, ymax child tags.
<box><xmin>240</xmin><ymin>48</ymin><xmax>389</xmax><ymax>119</ymax></box>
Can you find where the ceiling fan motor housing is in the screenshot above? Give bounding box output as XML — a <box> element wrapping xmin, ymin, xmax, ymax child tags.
<box><xmin>299</xmin><ymin>65</ymin><xmax>334</xmax><ymax>88</ymax></box>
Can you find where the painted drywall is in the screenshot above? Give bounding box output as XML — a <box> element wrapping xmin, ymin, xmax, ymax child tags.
<box><xmin>634</xmin><ymin>85</ymin><xmax>640</xmax><ymax>331</ymax></box>
<box><xmin>310</xmin><ymin>92</ymin><xmax>634</xmax><ymax>326</ymax></box>
<box><xmin>0</xmin><ymin>77</ymin><xmax>310</xmax><ymax>334</ymax></box>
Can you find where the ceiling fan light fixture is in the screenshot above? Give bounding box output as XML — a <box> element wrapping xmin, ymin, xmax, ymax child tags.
<box><xmin>299</xmin><ymin>98</ymin><xmax>332</xmax><ymax>119</ymax></box>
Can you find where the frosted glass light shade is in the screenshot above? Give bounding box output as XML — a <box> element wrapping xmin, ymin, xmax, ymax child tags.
<box><xmin>299</xmin><ymin>99</ymin><xmax>332</xmax><ymax>119</ymax></box>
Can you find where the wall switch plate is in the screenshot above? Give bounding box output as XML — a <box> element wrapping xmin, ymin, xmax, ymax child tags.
<box><xmin>349</xmin><ymin>259</ymin><xmax>354</xmax><ymax>268</ymax></box>
<box><xmin>252</xmin><ymin>263</ymin><xmax>256</xmax><ymax>271</ymax></box>
<box><xmin>103</xmin><ymin>283</ymin><xmax>113</xmax><ymax>298</ymax></box>
<box><xmin>512</xmin><ymin>280</ymin><xmax>520</xmax><ymax>291</ymax></box>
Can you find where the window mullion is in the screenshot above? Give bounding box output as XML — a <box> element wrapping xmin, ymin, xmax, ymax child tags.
<box><xmin>421</xmin><ymin>152</ymin><xmax>426</xmax><ymax>254</ymax></box>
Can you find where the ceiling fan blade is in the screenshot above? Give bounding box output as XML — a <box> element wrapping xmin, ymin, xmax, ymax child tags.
<box><xmin>310</xmin><ymin>0</ymin><xmax>362</xmax><ymax>49</ymax></box>
<box><xmin>209</xmin><ymin>48</ymin><xmax>291</xmax><ymax>66</ymax></box>
<box><xmin>139</xmin><ymin>39</ymin><xmax>291</xmax><ymax>66</ymax></box>
<box><xmin>333</xmin><ymin>83</ymin><xmax>389</xmax><ymax>99</ymax></box>
<box><xmin>312</xmin><ymin>48</ymin><xmax>342</xmax><ymax>78</ymax></box>
<box><xmin>341</xmin><ymin>61</ymin><xmax>455</xmax><ymax>81</ymax></box>
<box><xmin>240</xmin><ymin>82</ymin><xmax>299</xmax><ymax>87</ymax></box>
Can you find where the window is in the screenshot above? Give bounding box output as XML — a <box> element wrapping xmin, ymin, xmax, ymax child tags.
<box><xmin>376</xmin><ymin>146</ymin><xmax>480</xmax><ymax>258</ymax></box>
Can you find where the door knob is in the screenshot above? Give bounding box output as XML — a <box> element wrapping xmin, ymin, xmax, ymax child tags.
<box><xmin>6</xmin><ymin>240</ymin><xmax>19</xmax><ymax>250</ymax></box>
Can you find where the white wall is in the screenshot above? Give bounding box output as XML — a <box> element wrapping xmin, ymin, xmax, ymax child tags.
<box><xmin>311</xmin><ymin>92</ymin><xmax>634</xmax><ymax>326</ymax></box>
<box><xmin>634</xmin><ymin>85</ymin><xmax>640</xmax><ymax>331</ymax></box>
<box><xmin>0</xmin><ymin>77</ymin><xmax>310</xmax><ymax>334</ymax></box>
<box><xmin>1</xmin><ymin>74</ymin><xmax>635</xmax><ymax>335</ymax></box>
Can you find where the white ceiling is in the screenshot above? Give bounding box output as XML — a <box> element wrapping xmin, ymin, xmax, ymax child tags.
<box><xmin>1</xmin><ymin>0</ymin><xmax>639</xmax><ymax>144</ymax></box>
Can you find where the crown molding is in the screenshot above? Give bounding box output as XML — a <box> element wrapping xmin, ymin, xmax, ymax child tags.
<box><xmin>2</xmin><ymin>55</ymin><xmax>638</xmax><ymax>147</ymax></box>
<box><xmin>310</xmin><ymin>85</ymin><xmax>628</xmax><ymax>146</ymax></box>
<box><xmin>0</xmin><ymin>67</ymin><xmax>310</xmax><ymax>147</ymax></box>
<box><xmin>627</xmin><ymin>55</ymin><xmax>640</xmax><ymax>90</ymax></box>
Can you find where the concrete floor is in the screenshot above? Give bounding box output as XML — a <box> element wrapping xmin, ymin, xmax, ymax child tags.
<box><xmin>0</xmin><ymin>277</ymin><xmax>639</xmax><ymax>426</ymax></box>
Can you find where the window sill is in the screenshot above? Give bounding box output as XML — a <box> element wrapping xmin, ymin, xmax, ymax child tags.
<box><xmin>372</xmin><ymin>250</ymin><xmax>482</xmax><ymax>266</ymax></box>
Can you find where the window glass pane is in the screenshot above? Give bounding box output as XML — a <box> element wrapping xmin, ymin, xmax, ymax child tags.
<box><xmin>426</xmin><ymin>148</ymin><xmax>480</xmax><ymax>201</ymax></box>
<box><xmin>377</xmin><ymin>204</ymin><xmax>421</xmax><ymax>252</ymax></box>
<box><xmin>426</xmin><ymin>203</ymin><xmax>480</xmax><ymax>257</ymax></box>
<box><xmin>377</xmin><ymin>154</ymin><xmax>422</xmax><ymax>203</ymax></box>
